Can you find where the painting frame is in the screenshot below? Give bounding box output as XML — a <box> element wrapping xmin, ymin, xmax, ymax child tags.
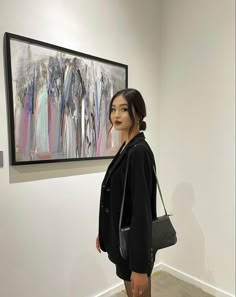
<box><xmin>4</xmin><ymin>32</ymin><xmax>128</xmax><ymax>165</ymax></box>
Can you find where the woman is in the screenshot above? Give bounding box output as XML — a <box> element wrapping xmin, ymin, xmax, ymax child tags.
<box><xmin>96</xmin><ymin>88</ymin><xmax>157</xmax><ymax>297</ymax></box>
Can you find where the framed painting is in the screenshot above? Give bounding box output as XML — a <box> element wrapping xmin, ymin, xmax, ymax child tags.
<box><xmin>4</xmin><ymin>32</ymin><xmax>128</xmax><ymax>165</ymax></box>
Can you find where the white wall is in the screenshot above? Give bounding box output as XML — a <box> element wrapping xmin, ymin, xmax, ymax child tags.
<box><xmin>0</xmin><ymin>1</ymin><xmax>160</xmax><ymax>297</ymax></box>
<box><xmin>159</xmin><ymin>0</ymin><xmax>235</xmax><ymax>296</ymax></box>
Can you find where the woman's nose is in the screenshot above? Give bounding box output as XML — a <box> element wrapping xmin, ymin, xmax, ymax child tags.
<box><xmin>114</xmin><ymin>110</ymin><xmax>120</xmax><ymax>117</ymax></box>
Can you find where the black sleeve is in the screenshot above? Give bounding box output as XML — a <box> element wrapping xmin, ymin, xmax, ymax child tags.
<box><xmin>128</xmin><ymin>145</ymin><xmax>153</xmax><ymax>273</ymax></box>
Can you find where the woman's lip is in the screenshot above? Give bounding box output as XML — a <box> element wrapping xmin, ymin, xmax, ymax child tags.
<box><xmin>114</xmin><ymin>121</ymin><xmax>122</xmax><ymax>125</ymax></box>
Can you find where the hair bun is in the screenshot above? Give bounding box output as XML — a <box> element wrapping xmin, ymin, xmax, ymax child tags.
<box><xmin>140</xmin><ymin>120</ymin><xmax>146</xmax><ymax>131</ymax></box>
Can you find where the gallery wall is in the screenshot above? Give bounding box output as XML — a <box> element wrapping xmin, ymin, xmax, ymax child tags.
<box><xmin>0</xmin><ymin>1</ymin><xmax>160</xmax><ymax>297</ymax></box>
<box><xmin>158</xmin><ymin>0</ymin><xmax>235</xmax><ymax>296</ymax></box>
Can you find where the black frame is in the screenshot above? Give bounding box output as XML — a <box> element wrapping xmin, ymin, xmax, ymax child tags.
<box><xmin>4</xmin><ymin>32</ymin><xmax>128</xmax><ymax>165</ymax></box>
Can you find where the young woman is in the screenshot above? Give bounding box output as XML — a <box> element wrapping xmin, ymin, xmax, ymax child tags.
<box><xmin>96</xmin><ymin>88</ymin><xmax>157</xmax><ymax>297</ymax></box>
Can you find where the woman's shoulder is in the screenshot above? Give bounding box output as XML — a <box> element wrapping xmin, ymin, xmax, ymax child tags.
<box><xmin>129</xmin><ymin>140</ymin><xmax>154</xmax><ymax>160</ymax></box>
<box><xmin>128</xmin><ymin>141</ymin><xmax>156</xmax><ymax>173</ymax></box>
<box><xmin>132</xmin><ymin>139</ymin><xmax>152</xmax><ymax>151</ymax></box>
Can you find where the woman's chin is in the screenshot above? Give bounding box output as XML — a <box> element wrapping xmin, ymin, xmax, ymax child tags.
<box><xmin>113</xmin><ymin>125</ymin><xmax>122</xmax><ymax>131</ymax></box>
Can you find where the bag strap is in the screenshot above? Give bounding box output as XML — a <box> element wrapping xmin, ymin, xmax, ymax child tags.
<box><xmin>119</xmin><ymin>144</ymin><xmax>168</xmax><ymax>231</ymax></box>
<box><xmin>152</xmin><ymin>164</ymin><xmax>168</xmax><ymax>216</ymax></box>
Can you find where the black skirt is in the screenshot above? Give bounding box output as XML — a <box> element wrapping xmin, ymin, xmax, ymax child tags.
<box><xmin>115</xmin><ymin>257</ymin><xmax>155</xmax><ymax>281</ymax></box>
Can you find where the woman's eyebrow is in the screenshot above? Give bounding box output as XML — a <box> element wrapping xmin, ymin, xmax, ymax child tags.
<box><xmin>111</xmin><ymin>103</ymin><xmax>128</xmax><ymax>107</ymax></box>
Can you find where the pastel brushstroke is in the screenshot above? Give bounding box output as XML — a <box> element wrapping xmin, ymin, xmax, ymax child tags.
<box><xmin>35</xmin><ymin>84</ymin><xmax>49</xmax><ymax>156</ymax></box>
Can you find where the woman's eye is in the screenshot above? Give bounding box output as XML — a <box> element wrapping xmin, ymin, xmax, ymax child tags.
<box><xmin>121</xmin><ymin>108</ymin><xmax>128</xmax><ymax>112</ymax></box>
<box><xmin>111</xmin><ymin>108</ymin><xmax>116</xmax><ymax>112</ymax></box>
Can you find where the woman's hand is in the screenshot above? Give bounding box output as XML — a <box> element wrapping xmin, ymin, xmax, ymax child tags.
<box><xmin>96</xmin><ymin>236</ymin><xmax>101</xmax><ymax>253</ymax></box>
<box><xmin>131</xmin><ymin>272</ymin><xmax>148</xmax><ymax>296</ymax></box>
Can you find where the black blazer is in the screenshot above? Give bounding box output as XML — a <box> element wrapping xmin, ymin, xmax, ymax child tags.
<box><xmin>98</xmin><ymin>132</ymin><xmax>157</xmax><ymax>273</ymax></box>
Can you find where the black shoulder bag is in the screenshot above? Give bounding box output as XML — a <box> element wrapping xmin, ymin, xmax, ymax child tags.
<box><xmin>119</xmin><ymin>144</ymin><xmax>177</xmax><ymax>260</ymax></box>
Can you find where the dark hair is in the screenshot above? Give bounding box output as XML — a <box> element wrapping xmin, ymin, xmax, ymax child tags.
<box><xmin>109</xmin><ymin>88</ymin><xmax>147</xmax><ymax>133</ymax></box>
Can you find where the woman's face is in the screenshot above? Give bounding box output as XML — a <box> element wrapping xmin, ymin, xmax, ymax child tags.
<box><xmin>110</xmin><ymin>95</ymin><xmax>134</xmax><ymax>132</ymax></box>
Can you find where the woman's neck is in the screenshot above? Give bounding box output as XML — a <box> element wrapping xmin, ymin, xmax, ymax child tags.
<box><xmin>121</xmin><ymin>128</ymin><xmax>140</xmax><ymax>146</ymax></box>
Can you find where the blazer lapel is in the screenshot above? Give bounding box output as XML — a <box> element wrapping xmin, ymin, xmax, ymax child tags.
<box><xmin>103</xmin><ymin>132</ymin><xmax>145</xmax><ymax>187</ymax></box>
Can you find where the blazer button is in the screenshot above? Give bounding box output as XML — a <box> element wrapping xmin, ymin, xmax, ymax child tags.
<box><xmin>106</xmin><ymin>187</ymin><xmax>111</xmax><ymax>192</ymax></box>
<box><xmin>104</xmin><ymin>208</ymin><xmax>110</xmax><ymax>213</ymax></box>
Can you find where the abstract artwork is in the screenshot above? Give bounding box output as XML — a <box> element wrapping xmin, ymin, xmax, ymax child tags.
<box><xmin>4</xmin><ymin>33</ymin><xmax>128</xmax><ymax>165</ymax></box>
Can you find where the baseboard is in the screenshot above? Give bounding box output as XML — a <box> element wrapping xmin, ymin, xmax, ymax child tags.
<box><xmin>94</xmin><ymin>281</ymin><xmax>123</xmax><ymax>297</ymax></box>
<box><xmin>94</xmin><ymin>262</ymin><xmax>162</xmax><ymax>297</ymax></box>
<box><xmin>159</xmin><ymin>263</ymin><xmax>235</xmax><ymax>297</ymax></box>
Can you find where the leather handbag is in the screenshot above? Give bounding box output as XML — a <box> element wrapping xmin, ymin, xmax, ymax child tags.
<box><xmin>119</xmin><ymin>144</ymin><xmax>177</xmax><ymax>260</ymax></box>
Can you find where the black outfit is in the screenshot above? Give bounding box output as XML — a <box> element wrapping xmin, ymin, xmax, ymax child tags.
<box><xmin>98</xmin><ymin>132</ymin><xmax>157</xmax><ymax>281</ymax></box>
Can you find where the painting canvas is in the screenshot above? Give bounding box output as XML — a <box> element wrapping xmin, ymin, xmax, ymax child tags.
<box><xmin>4</xmin><ymin>33</ymin><xmax>128</xmax><ymax>165</ymax></box>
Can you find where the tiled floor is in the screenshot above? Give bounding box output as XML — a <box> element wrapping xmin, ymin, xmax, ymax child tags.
<box><xmin>112</xmin><ymin>271</ymin><xmax>215</xmax><ymax>297</ymax></box>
